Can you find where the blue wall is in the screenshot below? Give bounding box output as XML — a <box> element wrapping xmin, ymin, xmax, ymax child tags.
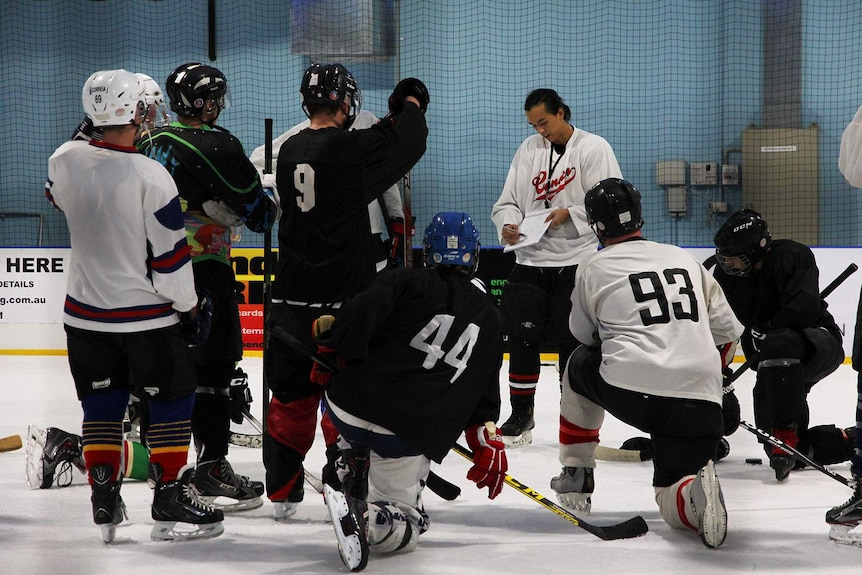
<box><xmin>2</xmin><ymin>1</ymin><xmax>861</xmax><ymax>248</ymax></box>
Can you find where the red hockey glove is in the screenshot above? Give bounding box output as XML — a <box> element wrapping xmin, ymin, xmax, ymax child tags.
<box><xmin>310</xmin><ymin>345</ymin><xmax>337</xmax><ymax>386</ymax></box>
<box><xmin>310</xmin><ymin>315</ymin><xmax>339</xmax><ymax>386</ymax></box>
<box><xmin>388</xmin><ymin>217</ymin><xmax>405</xmax><ymax>266</ymax></box>
<box><xmin>465</xmin><ymin>423</ymin><xmax>507</xmax><ymax>499</ymax></box>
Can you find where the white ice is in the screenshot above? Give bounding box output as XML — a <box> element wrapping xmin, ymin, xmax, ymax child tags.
<box><xmin>2</xmin><ymin>355</ymin><xmax>861</xmax><ymax>574</ymax></box>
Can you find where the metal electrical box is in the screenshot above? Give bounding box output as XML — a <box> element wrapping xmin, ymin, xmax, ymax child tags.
<box><xmin>690</xmin><ymin>162</ymin><xmax>718</xmax><ymax>186</ymax></box>
<box><xmin>656</xmin><ymin>160</ymin><xmax>686</xmax><ymax>186</ymax></box>
<box><xmin>667</xmin><ymin>186</ymin><xmax>687</xmax><ymax>215</ymax></box>
<box><xmin>742</xmin><ymin>126</ymin><xmax>818</xmax><ymax>245</ymax></box>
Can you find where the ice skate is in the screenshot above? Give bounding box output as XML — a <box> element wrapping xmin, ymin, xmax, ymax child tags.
<box><xmin>500</xmin><ymin>404</ymin><xmax>535</xmax><ymax>448</ymax></box>
<box><xmin>323</xmin><ymin>484</ymin><xmax>369</xmax><ymax>572</ymax></box>
<box><xmin>550</xmin><ymin>466</ymin><xmax>594</xmax><ymax>514</ymax></box>
<box><xmin>150</xmin><ymin>463</ymin><xmax>225</xmax><ymax>541</ymax></box>
<box><xmin>90</xmin><ymin>464</ymin><xmax>127</xmax><ymax>544</ymax></box>
<box><xmin>826</xmin><ymin>478</ymin><xmax>862</xmax><ymax>546</ymax></box>
<box><xmin>273</xmin><ymin>500</ymin><xmax>300</xmax><ymax>521</ymax></box>
<box><xmin>194</xmin><ymin>456</ymin><xmax>264</xmax><ymax>512</ymax></box>
<box><xmin>25</xmin><ymin>424</ymin><xmax>85</xmax><ymax>489</ymax></box>
<box><xmin>322</xmin><ymin>443</ymin><xmax>344</xmax><ymax>491</ymax></box>
<box><xmin>689</xmin><ymin>460</ymin><xmax>727</xmax><ymax>549</ymax></box>
<box><xmin>769</xmin><ymin>426</ymin><xmax>799</xmax><ymax>482</ymax></box>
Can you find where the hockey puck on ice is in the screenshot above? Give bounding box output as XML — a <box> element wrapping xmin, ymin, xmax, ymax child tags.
<box><xmin>745</xmin><ymin>458</ymin><xmax>763</xmax><ymax>465</ymax></box>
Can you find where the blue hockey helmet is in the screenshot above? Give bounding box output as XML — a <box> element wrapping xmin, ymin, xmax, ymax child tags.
<box><xmin>422</xmin><ymin>212</ymin><xmax>481</xmax><ymax>274</ymax></box>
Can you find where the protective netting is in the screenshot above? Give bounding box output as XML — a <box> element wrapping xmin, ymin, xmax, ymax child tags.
<box><xmin>2</xmin><ymin>1</ymin><xmax>862</xmax><ymax>249</ymax></box>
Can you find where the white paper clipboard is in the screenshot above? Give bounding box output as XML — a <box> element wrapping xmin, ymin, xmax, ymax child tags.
<box><xmin>502</xmin><ymin>208</ymin><xmax>554</xmax><ymax>252</ymax></box>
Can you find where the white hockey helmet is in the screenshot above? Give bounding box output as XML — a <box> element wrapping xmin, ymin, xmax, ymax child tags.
<box><xmin>135</xmin><ymin>73</ymin><xmax>171</xmax><ymax>128</ymax></box>
<box><xmin>82</xmin><ymin>69</ymin><xmax>146</xmax><ymax>127</ymax></box>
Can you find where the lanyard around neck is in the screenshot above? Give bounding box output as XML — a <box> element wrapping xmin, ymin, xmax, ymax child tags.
<box><xmin>545</xmin><ymin>143</ymin><xmax>565</xmax><ymax>208</ymax></box>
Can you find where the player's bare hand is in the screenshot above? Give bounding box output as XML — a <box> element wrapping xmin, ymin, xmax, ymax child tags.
<box><xmin>544</xmin><ymin>208</ymin><xmax>571</xmax><ymax>228</ymax></box>
<box><xmin>502</xmin><ymin>224</ymin><xmax>522</xmax><ymax>245</ymax></box>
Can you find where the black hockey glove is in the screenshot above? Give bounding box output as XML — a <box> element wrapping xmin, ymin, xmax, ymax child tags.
<box><xmin>620</xmin><ymin>436</ymin><xmax>654</xmax><ymax>461</ymax></box>
<box><xmin>748</xmin><ymin>324</ymin><xmax>768</xmax><ymax>354</ymax></box>
<box><xmin>388</xmin><ymin>78</ymin><xmax>429</xmax><ymax>115</ymax></box>
<box><xmin>228</xmin><ymin>367</ymin><xmax>252</xmax><ymax>425</ymax></box>
<box><xmin>179</xmin><ymin>289</ymin><xmax>214</xmax><ymax>347</ymax></box>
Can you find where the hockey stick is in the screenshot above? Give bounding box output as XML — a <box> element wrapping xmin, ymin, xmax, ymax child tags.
<box><xmin>269</xmin><ymin>325</ymin><xmax>462</xmax><ymax>501</ymax></box>
<box><xmin>738</xmin><ymin>420</ymin><xmax>853</xmax><ymax>487</ymax></box>
<box><xmin>262</xmin><ymin>118</ymin><xmax>274</xmax><ymax>434</ymax></box>
<box><xmin>401</xmin><ymin>171</ymin><xmax>414</xmax><ymax>267</ymax></box>
<box><xmin>594</xmin><ymin>444</ymin><xmax>646</xmax><ymax>463</ymax></box>
<box><xmin>0</xmin><ymin>434</ymin><xmax>22</xmax><ymax>452</ymax></box>
<box><xmin>451</xmin><ymin>443</ymin><xmax>648</xmax><ymax>540</ymax></box>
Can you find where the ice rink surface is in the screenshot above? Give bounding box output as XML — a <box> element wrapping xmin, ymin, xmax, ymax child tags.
<box><xmin>2</xmin><ymin>355</ymin><xmax>862</xmax><ymax>574</ymax></box>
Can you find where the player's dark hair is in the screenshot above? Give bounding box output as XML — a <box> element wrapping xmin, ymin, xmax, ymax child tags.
<box><xmin>525</xmin><ymin>89</ymin><xmax>571</xmax><ymax>121</ymax></box>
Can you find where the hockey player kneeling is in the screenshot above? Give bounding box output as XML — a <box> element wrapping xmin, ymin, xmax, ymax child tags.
<box><xmin>310</xmin><ymin>212</ymin><xmax>505</xmax><ymax>571</ymax></box>
<box><xmin>553</xmin><ymin>179</ymin><xmax>743</xmax><ymax>549</ymax></box>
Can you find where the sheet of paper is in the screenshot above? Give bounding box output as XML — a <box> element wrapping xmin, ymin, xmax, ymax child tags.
<box><xmin>502</xmin><ymin>208</ymin><xmax>554</xmax><ymax>253</ymax></box>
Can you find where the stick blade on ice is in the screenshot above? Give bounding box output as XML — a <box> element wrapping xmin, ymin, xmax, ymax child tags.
<box><xmin>0</xmin><ymin>434</ymin><xmax>23</xmax><ymax>452</ymax></box>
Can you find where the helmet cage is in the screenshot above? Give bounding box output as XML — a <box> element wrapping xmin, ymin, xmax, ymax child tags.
<box><xmin>135</xmin><ymin>73</ymin><xmax>171</xmax><ymax>129</ymax></box>
<box><xmin>422</xmin><ymin>212</ymin><xmax>481</xmax><ymax>274</ymax></box>
<box><xmin>713</xmin><ymin>209</ymin><xmax>771</xmax><ymax>277</ymax></box>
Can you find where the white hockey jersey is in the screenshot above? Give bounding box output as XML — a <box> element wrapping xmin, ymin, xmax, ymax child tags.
<box><xmin>569</xmin><ymin>239</ymin><xmax>743</xmax><ymax>405</ymax></box>
<box><xmin>46</xmin><ymin>140</ymin><xmax>197</xmax><ymax>333</ymax></box>
<box><xmin>839</xmin><ymin>103</ymin><xmax>862</xmax><ymax>188</ymax></box>
<box><xmin>491</xmin><ymin>127</ymin><xmax>622</xmax><ymax>267</ymax></box>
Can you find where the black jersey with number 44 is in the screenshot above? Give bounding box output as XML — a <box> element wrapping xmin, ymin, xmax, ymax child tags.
<box><xmin>273</xmin><ymin>104</ymin><xmax>427</xmax><ymax>303</ymax></box>
<box><xmin>321</xmin><ymin>267</ymin><xmax>503</xmax><ymax>463</ymax></box>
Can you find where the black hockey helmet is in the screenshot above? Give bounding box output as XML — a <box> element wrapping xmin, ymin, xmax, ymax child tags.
<box><xmin>714</xmin><ymin>209</ymin><xmax>771</xmax><ymax>277</ymax></box>
<box><xmin>165</xmin><ymin>62</ymin><xmax>229</xmax><ymax>118</ymax></box>
<box><xmin>300</xmin><ymin>63</ymin><xmax>361</xmax><ymax>126</ymax></box>
<box><xmin>584</xmin><ymin>178</ymin><xmax>644</xmax><ymax>244</ymax></box>
<box><xmin>423</xmin><ymin>212</ymin><xmax>481</xmax><ymax>274</ymax></box>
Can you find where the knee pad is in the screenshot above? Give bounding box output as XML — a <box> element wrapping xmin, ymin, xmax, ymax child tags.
<box><xmin>565</xmin><ymin>345</ymin><xmax>601</xmax><ymax>393</ymax></box>
<box><xmin>756</xmin><ymin>327</ymin><xmax>805</xmax><ymax>363</ymax></box>
<box><xmin>802</xmin><ymin>326</ymin><xmax>844</xmax><ymax>382</ymax></box>
<box><xmin>368</xmin><ymin>502</ymin><xmax>420</xmax><ymax>554</ymax></box>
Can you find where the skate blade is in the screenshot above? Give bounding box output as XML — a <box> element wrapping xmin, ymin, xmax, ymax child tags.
<box><xmin>100</xmin><ymin>524</ymin><xmax>117</xmax><ymax>544</ymax></box>
<box><xmin>323</xmin><ymin>485</ymin><xmax>368</xmax><ymax>572</ymax></box>
<box><xmin>829</xmin><ymin>524</ymin><xmax>862</xmax><ymax>546</ymax></box>
<box><xmin>24</xmin><ymin>424</ymin><xmax>47</xmax><ymax>489</ymax></box>
<box><xmin>697</xmin><ymin>462</ymin><xmax>727</xmax><ymax>549</ymax></box>
<box><xmin>199</xmin><ymin>494</ymin><xmax>263</xmax><ymax>513</ymax></box>
<box><xmin>150</xmin><ymin>520</ymin><xmax>224</xmax><ymax>541</ymax></box>
<box><xmin>502</xmin><ymin>430</ymin><xmax>532</xmax><ymax>449</ymax></box>
<box><xmin>554</xmin><ymin>492</ymin><xmax>592</xmax><ymax>515</ymax></box>
<box><xmin>273</xmin><ymin>501</ymin><xmax>299</xmax><ymax>522</ymax></box>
